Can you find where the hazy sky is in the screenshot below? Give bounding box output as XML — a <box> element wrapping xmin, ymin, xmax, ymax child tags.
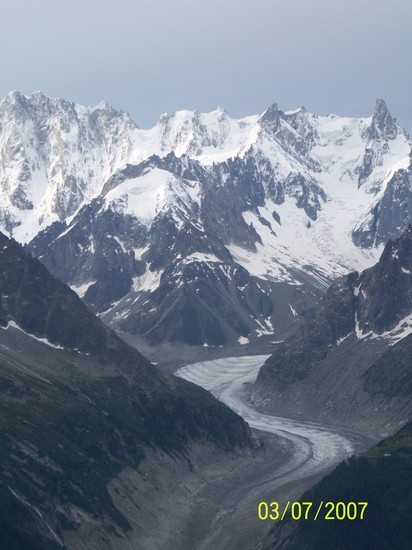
<box><xmin>1</xmin><ymin>0</ymin><xmax>411</xmax><ymax>131</ymax></box>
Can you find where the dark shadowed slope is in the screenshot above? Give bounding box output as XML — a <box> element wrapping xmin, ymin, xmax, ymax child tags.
<box><xmin>256</xmin><ymin>422</ymin><xmax>412</xmax><ymax>550</ymax></box>
<box><xmin>0</xmin><ymin>232</ymin><xmax>252</xmax><ymax>548</ymax></box>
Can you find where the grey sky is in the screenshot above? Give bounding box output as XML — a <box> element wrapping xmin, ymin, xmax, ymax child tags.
<box><xmin>1</xmin><ymin>0</ymin><xmax>411</xmax><ymax>131</ymax></box>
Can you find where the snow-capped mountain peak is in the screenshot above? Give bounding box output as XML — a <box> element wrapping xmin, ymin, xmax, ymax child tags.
<box><xmin>0</xmin><ymin>92</ymin><xmax>139</xmax><ymax>242</ymax></box>
<box><xmin>1</xmin><ymin>91</ymin><xmax>411</xmax><ymax>350</ymax></box>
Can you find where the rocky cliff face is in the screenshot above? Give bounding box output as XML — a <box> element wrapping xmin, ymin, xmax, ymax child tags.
<box><xmin>0</xmin><ymin>91</ymin><xmax>138</xmax><ymax>241</ymax></box>
<box><xmin>353</xmin><ymin>160</ymin><xmax>412</xmax><ymax>247</ymax></box>
<box><xmin>251</xmin><ymin>225</ymin><xmax>412</xmax><ymax>436</ymax></box>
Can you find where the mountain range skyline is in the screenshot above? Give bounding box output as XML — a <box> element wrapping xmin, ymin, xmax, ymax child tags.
<box><xmin>1</xmin><ymin>89</ymin><xmax>410</xmax><ymax>357</ymax></box>
<box><xmin>1</xmin><ymin>0</ymin><xmax>411</xmax><ymax>132</ymax></box>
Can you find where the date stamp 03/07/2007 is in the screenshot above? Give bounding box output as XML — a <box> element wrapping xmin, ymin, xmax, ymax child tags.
<box><xmin>258</xmin><ymin>501</ymin><xmax>369</xmax><ymax>522</ymax></box>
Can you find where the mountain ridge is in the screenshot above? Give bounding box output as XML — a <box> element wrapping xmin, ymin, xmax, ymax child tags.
<box><xmin>1</xmin><ymin>91</ymin><xmax>411</xmax><ymax>352</ymax></box>
<box><xmin>0</xmin><ymin>230</ymin><xmax>255</xmax><ymax>547</ymax></box>
<box><xmin>251</xmin><ymin>225</ymin><xmax>412</xmax><ymax>436</ymax></box>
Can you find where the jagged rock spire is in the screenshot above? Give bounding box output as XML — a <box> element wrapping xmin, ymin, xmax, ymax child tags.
<box><xmin>368</xmin><ymin>98</ymin><xmax>399</xmax><ymax>140</ymax></box>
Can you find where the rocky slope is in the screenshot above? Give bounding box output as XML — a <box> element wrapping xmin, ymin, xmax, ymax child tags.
<box><xmin>251</xmin><ymin>225</ymin><xmax>412</xmax><ymax>437</ymax></box>
<box><xmin>256</xmin><ymin>421</ymin><xmax>412</xmax><ymax>550</ymax></box>
<box><xmin>0</xmin><ymin>232</ymin><xmax>253</xmax><ymax>548</ymax></box>
<box><xmin>0</xmin><ymin>92</ymin><xmax>411</xmax><ymax>351</ymax></box>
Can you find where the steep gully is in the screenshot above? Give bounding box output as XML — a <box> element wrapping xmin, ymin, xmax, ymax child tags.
<box><xmin>175</xmin><ymin>355</ymin><xmax>374</xmax><ymax>549</ymax></box>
